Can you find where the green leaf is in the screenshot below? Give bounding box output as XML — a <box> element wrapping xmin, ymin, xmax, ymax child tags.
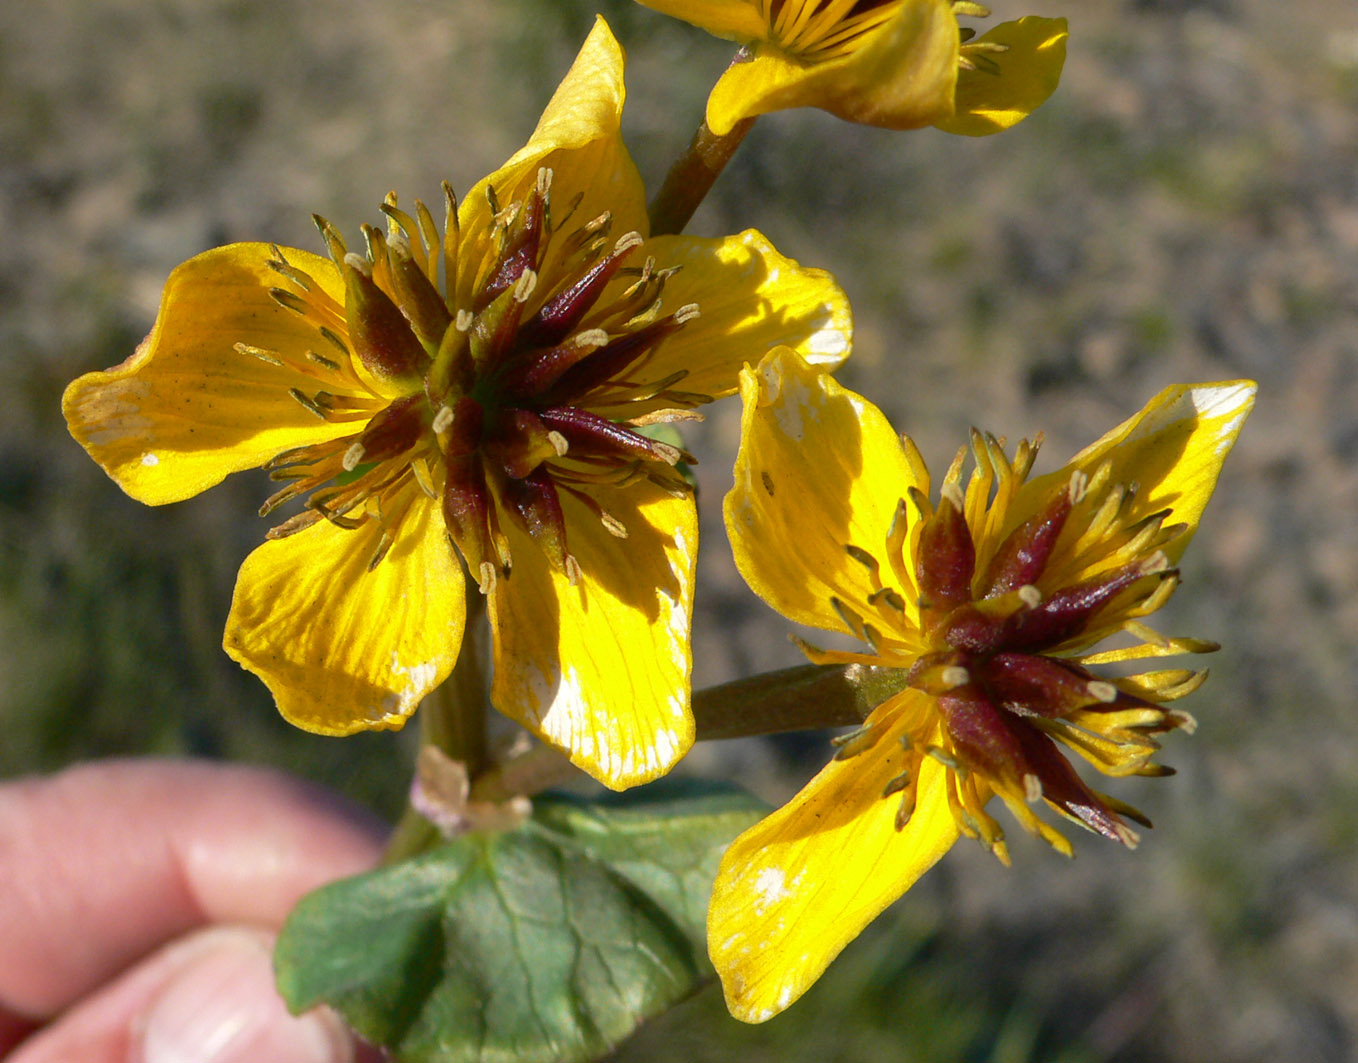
<box><xmin>276</xmin><ymin>782</ymin><xmax>767</xmax><ymax>1063</ymax></box>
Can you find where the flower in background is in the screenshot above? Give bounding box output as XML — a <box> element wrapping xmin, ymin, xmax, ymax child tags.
<box><xmin>711</xmin><ymin>347</ymin><xmax>1254</xmax><ymax>1020</ymax></box>
<box><xmin>62</xmin><ymin>19</ymin><xmax>852</xmax><ymax>790</ymax></box>
<box><xmin>634</xmin><ymin>0</ymin><xmax>1067</xmax><ymax>135</ymax></box>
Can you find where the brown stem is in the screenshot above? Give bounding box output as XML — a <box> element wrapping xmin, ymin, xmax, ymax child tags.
<box><xmin>647</xmin><ymin>116</ymin><xmax>757</xmax><ymax>237</ymax></box>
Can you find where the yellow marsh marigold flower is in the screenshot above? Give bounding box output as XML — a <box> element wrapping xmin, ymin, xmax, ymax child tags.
<box><xmin>711</xmin><ymin>348</ymin><xmax>1254</xmax><ymax>1020</ymax></box>
<box><xmin>61</xmin><ymin>19</ymin><xmax>851</xmax><ymax>790</ymax></box>
<box><xmin>634</xmin><ymin>0</ymin><xmax>1067</xmax><ymax>135</ymax></box>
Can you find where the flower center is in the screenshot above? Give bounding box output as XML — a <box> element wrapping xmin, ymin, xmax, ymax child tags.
<box><xmin>245</xmin><ymin>170</ymin><xmax>702</xmax><ymax>590</ymax></box>
<box><xmin>834</xmin><ymin>436</ymin><xmax>1205</xmax><ymax>860</ymax></box>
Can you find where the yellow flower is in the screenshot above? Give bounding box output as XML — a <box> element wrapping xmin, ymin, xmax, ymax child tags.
<box><xmin>61</xmin><ymin>19</ymin><xmax>852</xmax><ymax>791</ymax></box>
<box><xmin>711</xmin><ymin>348</ymin><xmax>1255</xmax><ymax>1020</ymax></box>
<box><xmin>634</xmin><ymin>0</ymin><xmax>1067</xmax><ymax>135</ymax></box>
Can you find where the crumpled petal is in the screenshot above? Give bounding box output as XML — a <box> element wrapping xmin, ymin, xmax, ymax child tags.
<box><xmin>724</xmin><ymin>347</ymin><xmax>929</xmax><ymax>638</ymax></box>
<box><xmin>709</xmin><ymin>691</ymin><xmax>958</xmax><ymax>1022</ymax></box>
<box><xmin>224</xmin><ymin>489</ymin><xmax>465</xmax><ymax>734</ymax></box>
<box><xmin>62</xmin><ymin>244</ymin><xmax>368</xmax><ymax>505</ymax></box>
<box><xmin>935</xmin><ymin>17</ymin><xmax>1069</xmax><ymax>137</ymax></box>
<box><xmin>706</xmin><ymin>0</ymin><xmax>959</xmax><ymax>135</ymax></box>
<box><xmin>489</xmin><ymin>478</ymin><xmax>697</xmax><ymax>790</ymax></box>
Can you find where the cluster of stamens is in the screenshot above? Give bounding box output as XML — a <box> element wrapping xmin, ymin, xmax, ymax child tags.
<box><xmin>756</xmin><ymin>1</ymin><xmax>1009</xmax><ymax>69</ymax></box>
<box><xmin>240</xmin><ymin>168</ymin><xmax>705</xmax><ymax>591</ymax></box>
<box><xmin>827</xmin><ymin>433</ymin><xmax>1212</xmax><ymax>862</ymax></box>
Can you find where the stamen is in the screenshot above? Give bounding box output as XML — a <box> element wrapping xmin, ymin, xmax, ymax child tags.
<box><xmin>845</xmin><ymin>543</ymin><xmax>880</xmax><ymax>574</ymax></box>
<box><xmin>1087</xmin><ymin>680</ymin><xmax>1119</xmax><ymax>704</ymax></box>
<box><xmin>306</xmin><ymin>351</ymin><xmax>341</xmax><ymax>371</ymax></box>
<box><xmin>1124</xmin><ymin>620</ymin><xmax>1171</xmax><ymax>648</ymax></box>
<box><xmin>265</xmin><ymin>509</ymin><xmax>325</xmax><ymax>540</ymax></box>
<box><xmin>1068</xmin><ymin>468</ymin><xmax>1089</xmax><ymax>504</ymax></box>
<box><xmin>674</xmin><ymin>303</ymin><xmax>701</xmax><ymax>324</ymax></box>
<box><xmin>235</xmin><ymin>343</ymin><xmax>284</xmax><ymax>366</ymax></box>
<box><xmin>268</xmin><ymin>287</ymin><xmax>310</xmax><ymax>317</ymax></box>
<box><xmin>867</xmin><ymin>587</ymin><xmax>906</xmax><ymax>614</ymax></box>
<box><xmin>432</xmin><ymin>405</ymin><xmax>455</xmax><ymax>434</ymax></box>
<box><xmin>513</xmin><ymin>269</ymin><xmax>538</xmax><ymax>304</ymax></box>
<box><xmin>409</xmin><ymin>459</ymin><xmax>437</xmax><ymax>499</ymax></box>
<box><xmin>564</xmin><ymin>553</ymin><xmax>583</xmax><ymax>586</ymax></box>
<box><xmin>456</xmin><ymin>309</ymin><xmax>473</xmax><ymax>332</ymax></box>
<box><xmin>547</xmin><ymin>431</ymin><xmax>569</xmax><ymax>457</ymax></box>
<box><xmin>342</xmin><ymin>442</ymin><xmax>366</xmax><ymax>472</ymax></box>
<box><xmin>925</xmin><ymin>745</ymin><xmax>962</xmax><ymax>772</ymax></box>
<box><xmin>477</xmin><ymin>561</ymin><xmax>497</xmax><ymax>595</ymax></box>
<box><xmin>830</xmin><ymin>596</ymin><xmax>865</xmax><ymax>639</ymax></box>
<box><xmin>288</xmin><ymin>388</ymin><xmax>330</xmax><ymax>420</ymax></box>
<box><xmin>941</xmin><ymin>665</ymin><xmax>971</xmax><ymax>690</ymax></box>
<box><xmin>1023</xmin><ymin>773</ymin><xmax>1043</xmax><ymax>803</ymax></box>
<box><xmin>894</xmin><ymin>793</ymin><xmax>916</xmax><ymax>830</ymax></box>
<box><xmin>319</xmin><ymin>326</ymin><xmax>350</xmax><ymax>356</ymax></box>
<box><xmin>882</xmin><ymin>770</ymin><xmax>912</xmax><ymax>798</ymax></box>
<box><xmin>831</xmin><ymin>723</ymin><xmax>880</xmax><ymax>761</ymax></box>
<box><xmin>367</xmin><ymin>531</ymin><xmax>394</xmax><ymax>571</ymax></box>
<box><xmin>1018</xmin><ymin>584</ymin><xmax>1042</xmax><ymax>608</ymax></box>
<box><xmin>1139</xmin><ymin>550</ymin><xmax>1170</xmax><ymax>576</ymax></box>
<box><xmin>601</xmin><ymin>512</ymin><xmax>628</xmax><ymax>538</ymax></box>
<box><xmin>1167</xmin><ymin>709</ymin><xmax>1198</xmax><ymax>734</ymax></box>
<box><xmin>650</xmin><ymin>441</ymin><xmax>682</xmax><ymax>466</ymax></box>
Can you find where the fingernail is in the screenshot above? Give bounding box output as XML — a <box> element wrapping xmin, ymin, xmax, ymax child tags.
<box><xmin>137</xmin><ymin>927</ymin><xmax>353</xmax><ymax>1063</ymax></box>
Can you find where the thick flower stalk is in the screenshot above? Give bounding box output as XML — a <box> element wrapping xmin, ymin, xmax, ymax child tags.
<box><xmin>711</xmin><ymin>348</ymin><xmax>1254</xmax><ymax>1020</ymax></box>
<box><xmin>61</xmin><ymin>19</ymin><xmax>852</xmax><ymax>790</ymax></box>
<box><xmin>634</xmin><ymin>0</ymin><xmax>1067</xmax><ymax>135</ymax></box>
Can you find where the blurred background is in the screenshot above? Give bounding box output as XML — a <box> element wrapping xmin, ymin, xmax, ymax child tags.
<box><xmin>2</xmin><ymin>0</ymin><xmax>1356</xmax><ymax>1059</ymax></box>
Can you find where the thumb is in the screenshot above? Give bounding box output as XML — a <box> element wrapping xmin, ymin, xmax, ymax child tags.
<box><xmin>134</xmin><ymin>927</ymin><xmax>357</xmax><ymax>1063</ymax></box>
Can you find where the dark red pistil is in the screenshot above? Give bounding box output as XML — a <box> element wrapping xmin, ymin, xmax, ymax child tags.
<box><xmin>907</xmin><ymin>481</ymin><xmax>1177</xmax><ymax>843</ymax></box>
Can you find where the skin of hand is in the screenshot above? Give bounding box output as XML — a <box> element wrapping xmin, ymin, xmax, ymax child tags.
<box><xmin>0</xmin><ymin>759</ymin><xmax>388</xmax><ymax>1063</ymax></box>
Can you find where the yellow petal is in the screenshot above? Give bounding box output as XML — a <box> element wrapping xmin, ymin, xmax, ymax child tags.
<box><xmin>725</xmin><ymin>347</ymin><xmax>928</xmax><ymax>638</ymax></box>
<box><xmin>631</xmin><ymin>0</ymin><xmax>768</xmax><ymax>41</ymax></box>
<box><xmin>489</xmin><ymin>479</ymin><xmax>696</xmax><ymax>790</ymax></box>
<box><xmin>709</xmin><ymin>693</ymin><xmax>958</xmax><ymax>1022</ymax></box>
<box><xmin>589</xmin><ymin>229</ymin><xmax>851</xmax><ymax>418</ymax></box>
<box><xmin>1026</xmin><ymin>381</ymin><xmax>1257</xmax><ymax>562</ymax></box>
<box><xmin>457</xmin><ymin>17</ymin><xmax>648</xmax><ymax>308</ymax></box>
<box><xmin>224</xmin><ymin>491</ymin><xmax>465</xmax><ymax>734</ymax></box>
<box><xmin>62</xmin><ymin>244</ymin><xmax>366</xmax><ymax>505</ymax></box>
<box><xmin>706</xmin><ymin>1</ymin><xmax>959</xmax><ymax>135</ymax></box>
<box><xmin>935</xmin><ymin>17</ymin><xmax>1069</xmax><ymax>137</ymax></box>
